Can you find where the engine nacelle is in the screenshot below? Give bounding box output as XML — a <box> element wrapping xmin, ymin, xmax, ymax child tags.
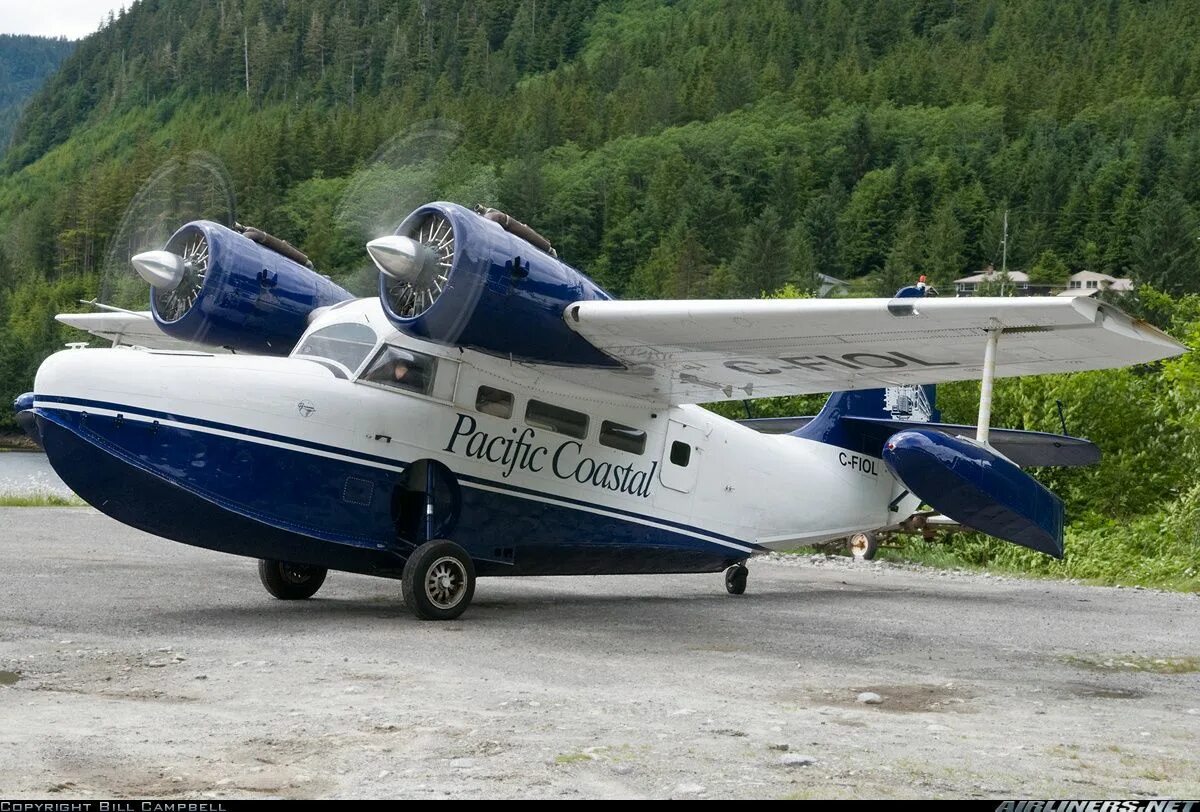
<box><xmin>149</xmin><ymin>221</ymin><xmax>352</xmax><ymax>354</ymax></box>
<box><xmin>376</xmin><ymin>203</ymin><xmax>619</xmax><ymax>367</ymax></box>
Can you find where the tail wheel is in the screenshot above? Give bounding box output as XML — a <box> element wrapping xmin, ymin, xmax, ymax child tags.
<box><xmin>848</xmin><ymin>532</ymin><xmax>879</xmax><ymax>561</ymax></box>
<box><xmin>725</xmin><ymin>564</ymin><xmax>748</xmax><ymax>595</ymax></box>
<box><xmin>258</xmin><ymin>559</ymin><xmax>327</xmax><ymax>599</ymax></box>
<box><xmin>402</xmin><ymin>539</ymin><xmax>476</xmax><ymax>621</ymax></box>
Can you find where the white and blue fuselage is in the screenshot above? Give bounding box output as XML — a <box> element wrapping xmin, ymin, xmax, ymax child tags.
<box><xmin>31</xmin><ymin>298</ymin><xmax>909</xmax><ymax>580</ymax></box>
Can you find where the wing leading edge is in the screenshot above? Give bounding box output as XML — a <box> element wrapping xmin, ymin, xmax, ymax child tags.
<box><xmin>55</xmin><ymin>311</ymin><xmax>220</xmax><ymax>352</ymax></box>
<box><xmin>559</xmin><ymin>296</ymin><xmax>1185</xmax><ymax>405</ymax></box>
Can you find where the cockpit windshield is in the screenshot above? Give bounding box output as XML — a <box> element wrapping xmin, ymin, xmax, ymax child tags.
<box><xmin>360</xmin><ymin>345</ymin><xmax>436</xmax><ymax>395</ymax></box>
<box><xmin>294</xmin><ymin>323</ymin><xmax>378</xmax><ymax>372</ymax></box>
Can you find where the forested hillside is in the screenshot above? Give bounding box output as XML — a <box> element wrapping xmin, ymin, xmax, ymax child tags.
<box><xmin>0</xmin><ymin>34</ymin><xmax>74</xmax><ymax>157</ymax></box>
<box><xmin>0</xmin><ymin>0</ymin><xmax>1197</xmax><ymax>585</ymax></box>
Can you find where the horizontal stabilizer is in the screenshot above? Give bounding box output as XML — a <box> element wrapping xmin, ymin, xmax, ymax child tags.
<box><xmin>741</xmin><ymin>411</ymin><xmax>1100</xmax><ymax>467</ymax></box>
<box><xmin>883</xmin><ymin>429</ymin><xmax>1065</xmax><ymax>557</ymax></box>
<box><xmin>844</xmin><ymin>417</ymin><xmax>1099</xmax><ymax>467</ymax></box>
<box><xmin>736</xmin><ymin>416</ymin><xmax>815</xmax><ymax>434</ymax></box>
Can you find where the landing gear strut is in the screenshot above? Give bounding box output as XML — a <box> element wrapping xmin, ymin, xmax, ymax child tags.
<box><xmin>258</xmin><ymin>559</ymin><xmax>328</xmax><ymax>599</ymax></box>
<box><xmin>725</xmin><ymin>563</ymin><xmax>748</xmax><ymax>595</ymax></box>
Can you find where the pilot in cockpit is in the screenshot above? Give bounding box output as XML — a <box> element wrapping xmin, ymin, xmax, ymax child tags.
<box><xmin>366</xmin><ymin>347</ymin><xmax>430</xmax><ymax>394</ymax></box>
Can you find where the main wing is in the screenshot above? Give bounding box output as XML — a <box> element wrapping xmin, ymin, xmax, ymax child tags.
<box><xmin>558</xmin><ymin>296</ymin><xmax>1185</xmax><ymax>405</ymax></box>
<box><xmin>55</xmin><ymin>311</ymin><xmax>223</xmax><ymax>352</ymax></box>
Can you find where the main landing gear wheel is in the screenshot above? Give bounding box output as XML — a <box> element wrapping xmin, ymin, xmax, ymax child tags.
<box><xmin>725</xmin><ymin>563</ymin><xmax>748</xmax><ymax>595</ymax></box>
<box><xmin>402</xmin><ymin>539</ymin><xmax>476</xmax><ymax>621</ymax></box>
<box><xmin>848</xmin><ymin>531</ymin><xmax>879</xmax><ymax>561</ymax></box>
<box><xmin>258</xmin><ymin>559</ymin><xmax>328</xmax><ymax>600</ymax></box>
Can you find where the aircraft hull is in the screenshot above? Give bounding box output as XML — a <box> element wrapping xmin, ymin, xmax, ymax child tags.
<box><xmin>35</xmin><ymin>399</ymin><xmax>745</xmax><ymax>578</ymax></box>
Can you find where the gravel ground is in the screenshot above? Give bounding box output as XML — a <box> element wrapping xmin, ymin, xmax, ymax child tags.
<box><xmin>0</xmin><ymin>507</ymin><xmax>1197</xmax><ymax>799</ymax></box>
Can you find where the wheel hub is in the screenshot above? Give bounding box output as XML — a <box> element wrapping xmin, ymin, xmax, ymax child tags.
<box><xmin>281</xmin><ymin>563</ymin><xmax>313</xmax><ymax>583</ymax></box>
<box><xmin>425</xmin><ymin>557</ymin><xmax>467</xmax><ymax>609</ymax></box>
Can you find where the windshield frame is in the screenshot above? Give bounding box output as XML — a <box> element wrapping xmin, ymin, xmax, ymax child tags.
<box><xmin>292</xmin><ymin>321</ymin><xmax>381</xmax><ymax>378</ymax></box>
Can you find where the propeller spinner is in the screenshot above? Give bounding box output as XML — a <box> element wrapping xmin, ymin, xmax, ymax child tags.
<box><xmin>131</xmin><ymin>250</ymin><xmax>186</xmax><ymax>290</ymax></box>
<box><xmin>370</xmin><ymin>212</ymin><xmax>455</xmax><ymax>318</ymax></box>
<box><xmin>366</xmin><ymin>235</ymin><xmax>438</xmax><ymax>283</ymax></box>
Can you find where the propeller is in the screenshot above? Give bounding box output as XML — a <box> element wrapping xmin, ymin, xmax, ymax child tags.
<box><xmin>90</xmin><ymin>120</ymin><xmax>490</xmax><ymax>319</ymax></box>
<box><xmin>335</xmin><ymin>119</ymin><xmax>489</xmax><ymax>303</ymax></box>
<box><xmin>96</xmin><ymin>152</ymin><xmax>235</xmax><ymax>313</ymax></box>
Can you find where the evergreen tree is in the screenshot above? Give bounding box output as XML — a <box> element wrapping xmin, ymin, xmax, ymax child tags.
<box><xmin>1131</xmin><ymin>187</ymin><xmax>1200</xmax><ymax>296</ymax></box>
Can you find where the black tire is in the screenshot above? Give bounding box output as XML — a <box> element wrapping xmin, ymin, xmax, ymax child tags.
<box><xmin>725</xmin><ymin>564</ymin><xmax>748</xmax><ymax>595</ymax></box>
<box><xmin>848</xmin><ymin>532</ymin><xmax>879</xmax><ymax>561</ymax></box>
<box><xmin>402</xmin><ymin>539</ymin><xmax>476</xmax><ymax>621</ymax></box>
<box><xmin>258</xmin><ymin>559</ymin><xmax>327</xmax><ymax>600</ymax></box>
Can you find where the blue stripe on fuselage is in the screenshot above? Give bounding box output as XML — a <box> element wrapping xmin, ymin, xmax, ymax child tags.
<box><xmin>34</xmin><ymin>397</ymin><xmax>759</xmax><ymax>573</ymax></box>
<box><xmin>34</xmin><ymin>394</ymin><xmax>757</xmax><ymax>552</ymax></box>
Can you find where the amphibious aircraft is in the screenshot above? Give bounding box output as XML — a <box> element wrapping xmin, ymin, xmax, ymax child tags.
<box><xmin>14</xmin><ymin>202</ymin><xmax>1185</xmax><ymax>619</ymax></box>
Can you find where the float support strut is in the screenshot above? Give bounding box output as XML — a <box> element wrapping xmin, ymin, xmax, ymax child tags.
<box><xmin>976</xmin><ymin>325</ymin><xmax>1000</xmax><ymax>444</ymax></box>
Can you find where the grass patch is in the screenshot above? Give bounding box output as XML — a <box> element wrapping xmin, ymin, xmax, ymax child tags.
<box><xmin>553</xmin><ymin>752</ymin><xmax>595</xmax><ymax>765</ymax></box>
<box><xmin>0</xmin><ymin>493</ymin><xmax>86</xmax><ymax>507</ymax></box>
<box><xmin>874</xmin><ymin>508</ymin><xmax>1200</xmax><ymax>592</ymax></box>
<box><xmin>780</xmin><ymin>487</ymin><xmax>1200</xmax><ymax>592</ymax></box>
<box><xmin>1061</xmin><ymin>654</ymin><xmax>1200</xmax><ymax>674</ymax></box>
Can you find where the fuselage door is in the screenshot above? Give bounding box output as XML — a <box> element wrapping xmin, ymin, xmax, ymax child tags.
<box><xmin>660</xmin><ymin>419</ymin><xmax>703</xmax><ymax>493</ymax></box>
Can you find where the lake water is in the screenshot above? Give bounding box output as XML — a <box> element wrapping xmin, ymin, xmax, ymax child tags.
<box><xmin>0</xmin><ymin>452</ymin><xmax>74</xmax><ymax>497</ymax></box>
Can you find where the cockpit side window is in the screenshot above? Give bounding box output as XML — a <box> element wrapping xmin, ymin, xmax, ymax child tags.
<box><xmin>294</xmin><ymin>323</ymin><xmax>378</xmax><ymax>374</ymax></box>
<box><xmin>476</xmin><ymin>386</ymin><xmax>513</xmax><ymax>418</ymax></box>
<box><xmin>361</xmin><ymin>345</ymin><xmax>437</xmax><ymax>395</ymax></box>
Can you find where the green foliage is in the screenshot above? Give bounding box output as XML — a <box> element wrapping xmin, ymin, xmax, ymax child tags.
<box><xmin>884</xmin><ymin>484</ymin><xmax>1200</xmax><ymax>591</ymax></box>
<box><xmin>0</xmin><ymin>35</ymin><xmax>74</xmax><ymax>158</ymax></box>
<box><xmin>1028</xmin><ymin>249</ymin><xmax>1068</xmax><ymax>285</ymax></box>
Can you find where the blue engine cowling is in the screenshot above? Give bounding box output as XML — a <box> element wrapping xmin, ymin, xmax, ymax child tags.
<box><xmin>152</xmin><ymin>221</ymin><xmax>353</xmax><ymax>354</ymax></box>
<box><xmin>378</xmin><ymin>202</ymin><xmax>620</xmax><ymax>367</ymax></box>
<box><xmin>883</xmin><ymin>429</ymin><xmax>1065</xmax><ymax>558</ymax></box>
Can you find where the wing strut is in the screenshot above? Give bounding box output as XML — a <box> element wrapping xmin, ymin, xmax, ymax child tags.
<box><xmin>424</xmin><ymin>469</ymin><xmax>436</xmax><ymax>542</ymax></box>
<box><xmin>976</xmin><ymin>323</ymin><xmax>1000</xmax><ymax>444</ymax></box>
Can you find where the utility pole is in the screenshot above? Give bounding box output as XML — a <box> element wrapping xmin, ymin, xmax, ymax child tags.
<box><xmin>244</xmin><ymin>27</ymin><xmax>250</xmax><ymax>97</ymax></box>
<box><xmin>999</xmin><ymin>208</ymin><xmax>1009</xmax><ymax>296</ymax></box>
<box><xmin>1000</xmin><ymin>209</ymin><xmax>1008</xmax><ymax>275</ymax></box>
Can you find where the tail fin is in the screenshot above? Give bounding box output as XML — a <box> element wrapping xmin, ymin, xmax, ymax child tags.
<box><xmin>794</xmin><ymin>277</ymin><xmax>938</xmax><ymax>444</ymax></box>
<box><xmin>792</xmin><ymin>383</ymin><xmax>939</xmax><ymax>443</ymax></box>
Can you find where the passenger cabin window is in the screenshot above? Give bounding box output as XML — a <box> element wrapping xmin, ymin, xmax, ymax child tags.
<box><xmin>670</xmin><ymin>441</ymin><xmax>691</xmax><ymax>467</ymax></box>
<box><xmin>599</xmin><ymin>420</ymin><xmax>646</xmax><ymax>455</ymax></box>
<box><xmin>476</xmin><ymin>386</ymin><xmax>513</xmax><ymax>418</ymax></box>
<box><xmin>525</xmin><ymin>400</ymin><xmax>588</xmax><ymax>439</ymax></box>
<box><xmin>361</xmin><ymin>346</ymin><xmax>436</xmax><ymax>395</ymax></box>
<box><xmin>295</xmin><ymin>323</ymin><xmax>377</xmax><ymax>372</ymax></box>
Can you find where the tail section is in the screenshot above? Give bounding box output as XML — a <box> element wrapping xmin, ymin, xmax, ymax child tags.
<box><xmin>786</xmin><ymin>277</ymin><xmax>1085</xmax><ymax>557</ymax></box>
<box><xmin>794</xmin><ymin>277</ymin><xmax>939</xmax><ymax>446</ymax></box>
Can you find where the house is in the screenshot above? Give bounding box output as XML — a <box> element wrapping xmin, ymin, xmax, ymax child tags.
<box><xmin>953</xmin><ymin>268</ymin><xmax>1031</xmax><ymax>296</ymax></box>
<box><xmin>953</xmin><ymin>267</ymin><xmax>1133</xmax><ymax>298</ymax></box>
<box><xmin>1056</xmin><ymin>270</ymin><xmax>1134</xmax><ymax>297</ymax></box>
